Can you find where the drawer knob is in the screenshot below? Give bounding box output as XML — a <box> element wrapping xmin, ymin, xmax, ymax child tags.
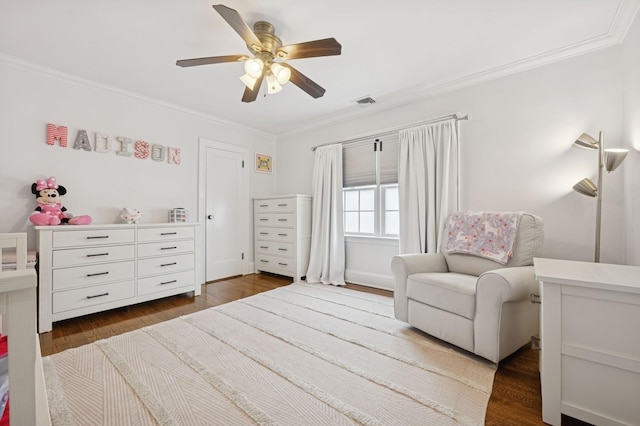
<box><xmin>278</xmin><ymin>234</ymin><xmax>287</xmax><ymax>236</ymax></box>
<box><xmin>161</xmin><ymin>232</ymin><xmax>178</xmax><ymax>236</ymax></box>
<box><xmin>160</xmin><ymin>280</ymin><xmax>178</xmax><ymax>285</ymax></box>
<box><xmin>160</xmin><ymin>246</ymin><xmax>178</xmax><ymax>250</ymax></box>
<box><xmin>278</xmin><ymin>262</ymin><xmax>288</xmax><ymax>266</ymax></box>
<box><xmin>86</xmin><ymin>271</ymin><xmax>109</xmax><ymax>277</ymax></box>
<box><xmin>277</xmin><ymin>204</ymin><xmax>288</xmax><ymax>207</ymax></box>
<box><xmin>260</xmin><ymin>246</ymin><xmax>269</xmax><ymax>249</ymax></box>
<box><xmin>278</xmin><ymin>248</ymin><xmax>288</xmax><ymax>251</ymax></box>
<box><xmin>87</xmin><ymin>252</ymin><xmax>109</xmax><ymax>257</ymax></box>
<box><xmin>160</xmin><ymin>262</ymin><xmax>178</xmax><ymax>267</ymax></box>
<box><xmin>260</xmin><ymin>260</ymin><xmax>269</xmax><ymax>263</ymax></box>
<box><xmin>86</xmin><ymin>292</ymin><xmax>109</xmax><ymax>299</ymax></box>
<box><xmin>86</xmin><ymin>235</ymin><xmax>109</xmax><ymax>240</ymax></box>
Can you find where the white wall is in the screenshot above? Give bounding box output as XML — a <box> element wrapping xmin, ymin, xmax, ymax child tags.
<box><xmin>623</xmin><ymin>12</ymin><xmax>640</xmax><ymax>266</ymax></box>
<box><xmin>276</xmin><ymin>45</ymin><xmax>627</xmax><ymax>289</ymax></box>
<box><xmin>0</xmin><ymin>57</ymin><xmax>277</xmax><ymax>270</ymax></box>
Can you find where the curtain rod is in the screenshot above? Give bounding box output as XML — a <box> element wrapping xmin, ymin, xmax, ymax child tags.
<box><xmin>310</xmin><ymin>113</ymin><xmax>469</xmax><ymax>151</ymax></box>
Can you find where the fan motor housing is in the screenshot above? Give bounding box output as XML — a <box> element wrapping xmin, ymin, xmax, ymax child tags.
<box><xmin>249</xmin><ymin>21</ymin><xmax>282</xmax><ymax>55</ymax></box>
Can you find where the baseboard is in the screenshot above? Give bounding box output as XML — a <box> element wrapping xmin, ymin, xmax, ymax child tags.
<box><xmin>345</xmin><ymin>270</ymin><xmax>394</xmax><ymax>291</ymax></box>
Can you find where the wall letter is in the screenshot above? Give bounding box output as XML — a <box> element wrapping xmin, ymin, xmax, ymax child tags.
<box><xmin>167</xmin><ymin>147</ymin><xmax>182</xmax><ymax>165</ymax></box>
<box><xmin>151</xmin><ymin>144</ymin><xmax>166</xmax><ymax>162</ymax></box>
<box><xmin>73</xmin><ymin>130</ymin><xmax>92</xmax><ymax>151</ymax></box>
<box><xmin>94</xmin><ymin>133</ymin><xmax>113</xmax><ymax>153</ymax></box>
<box><xmin>46</xmin><ymin>124</ymin><xmax>68</xmax><ymax>147</ymax></box>
<box><xmin>135</xmin><ymin>140</ymin><xmax>150</xmax><ymax>159</ymax></box>
<box><xmin>115</xmin><ymin>137</ymin><xmax>133</xmax><ymax>157</ymax></box>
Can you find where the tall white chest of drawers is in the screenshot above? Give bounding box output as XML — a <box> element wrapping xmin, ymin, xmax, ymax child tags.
<box><xmin>254</xmin><ymin>195</ymin><xmax>312</xmax><ymax>281</ymax></box>
<box><xmin>36</xmin><ymin>223</ymin><xmax>200</xmax><ymax>333</ymax></box>
<box><xmin>534</xmin><ymin>258</ymin><xmax>640</xmax><ymax>426</ymax></box>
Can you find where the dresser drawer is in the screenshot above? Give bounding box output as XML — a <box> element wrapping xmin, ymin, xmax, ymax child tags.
<box><xmin>272</xmin><ymin>198</ymin><xmax>294</xmax><ymax>213</ymax></box>
<box><xmin>256</xmin><ymin>255</ymin><xmax>294</xmax><ymax>273</ymax></box>
<box><xmin>255</xmin><ymin>227</ymin><xmax>294</xmax><ymax>243</ymax></box>
<box><xmin>138</xmin><ymin>270</ymin><xmax>195</xmax><ymax>296</ymax></box>
<box><xmin>272</xmin><ymin>213</ymin><xmax>293</xmax><ymax>228</ymax></box>
<box><xmin>137</xmin><ymin>240</ymin><xmax>195</xmax><ymax>258</ymax></box>
<box><xmin>138</xmin><ymin>253</ymin><xmax>195</xmax><ymax>277</ymax></box>
<box><xmin>256</xmin><ymin>213</ymin><xmax>274</xmax><ymax>226</ymax></box>
<box><xmin>256</xmin><ymin>241</ymin><xmax>293</xmax><ymax>258</ymax></box>
<box><xmin>255</xmin><ymin>199</ymin><xmax>274</xmax><ymax>213</ymax></box>
<box><xmin>53</xmin><ymin>229</ymin><xmax>134</xmax><ymax>248</ymax></box>
<box><xmin>52</xmin><ymin>261</ymin><xmax>135</xmax><ymax>291</ymax></box>
<box><xmin>52</xmin><ymin>280</ymin><xmax>135</xmax><ymax>313</ymax></box>
<box><xmin>138</xmin><ymin>226</ymin><xmax>194</xmax><ymax>242</ymax></box>
<box><xmin>53</xmin><ymin>244</ymin><xmax>135</xmax><ymax>268</ymax></box>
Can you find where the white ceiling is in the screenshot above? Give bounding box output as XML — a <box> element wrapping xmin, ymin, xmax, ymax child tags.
<box><xmin>0</xmin><ymin>1</ymin><xmax>638</xmax><ymax>135</ymax></box>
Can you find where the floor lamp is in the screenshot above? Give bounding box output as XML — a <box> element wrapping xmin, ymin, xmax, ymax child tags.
<box><xmin>572</xmin><ymin>131</ymin><xmax>628</xmax><ymax>263</ymax></box>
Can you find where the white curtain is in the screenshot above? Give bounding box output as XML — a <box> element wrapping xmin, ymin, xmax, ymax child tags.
<box><xmin>398</xmin><ymin>119</ymin><xmax>459</xmax><ymax>254</ymax></box>
<box><xmin>306</xmin><ymin>144</ymin><xmax>346</xmax><ymax>285</ymax></box>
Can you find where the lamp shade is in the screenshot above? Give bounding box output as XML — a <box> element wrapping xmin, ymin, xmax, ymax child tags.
<box><xmin>573</xmin><ymin>133</ymin><xmax>599</xmax><ymax>150</ymax></box>
<box><xmin>270</xmin><ymin>63</ymin><xmax>291</xmax><ymax>85</ymax></box>
<box><xmin>266</xmin><ymin>74</ymin><xmax>283</xmax><ymax>94</ymax></box>
<box><xmin>239</xmin><ymin>73</ymin><xmax>258</xmax><ymax>90</ymax></box>
<box><xmin>604</xmin><ymin>148</ymin><xmax>629</xmax><ymax>172</ymax></box>
<box><xmin>572</xmin><ymin>178</ymin><xmax>598</xmax><ymax>197</ymax></box>
<box><xmin>244</xmin><ymin>58</ymin><xmax>264</xmax><ymax>79</ymax></box>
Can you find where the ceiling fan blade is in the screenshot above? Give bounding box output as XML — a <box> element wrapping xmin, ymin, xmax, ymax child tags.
<box><xmin>212</xmin><ymin>4</ymin><xmax>264</xmax><ymax>52</ymax></box>
<box><xmin>276</xmin><ymin>38</ymin><xmax>342</xmax><ymax>60</ymax></box>
<box><xmin>176</xmin><ymin>54</ymin><xmax>248</xmax><ymax>67</ymax></box>
<box><xmin>241</xmin><ymin>73</ymin><xmax>265</xmax><ymax>103</ymax></box>
<box><xmin>282</xmin><ymin>64</ymin><xmax>326</xmax><ymax>98</ymax></box>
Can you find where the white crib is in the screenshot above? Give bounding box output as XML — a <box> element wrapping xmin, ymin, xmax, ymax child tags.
<box><xmin>0</xmin><ymin>233</ymin><xmax>50</xmax><ymax>425</ymax></box>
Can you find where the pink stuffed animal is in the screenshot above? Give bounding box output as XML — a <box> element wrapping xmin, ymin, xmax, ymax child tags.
<box><xmin>29</xmin><ymin>176</ymin><xmax>92</xmax><ymax>226</ymax></box>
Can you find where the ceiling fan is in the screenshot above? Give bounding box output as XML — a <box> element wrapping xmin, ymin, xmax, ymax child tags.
<box><xmin>176</xmin><ymin>4</ymin><xmax>342</xmax><ymax>103</ymax></box>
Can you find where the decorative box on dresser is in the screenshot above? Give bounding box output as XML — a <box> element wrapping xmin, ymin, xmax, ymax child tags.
<box><xmin>534</xmin><ymin>258</ymin><xmax>640</xmax><ymax>426</ymax></box>
<box><xmin>36</xmin><ymin>223</ymin><xmax>200</xmax><ymax>333</ymax></box>
<box><xmin>254</xmin><ymin>195</ymin><xmax>312</xmax><ymax>282</ymax></box>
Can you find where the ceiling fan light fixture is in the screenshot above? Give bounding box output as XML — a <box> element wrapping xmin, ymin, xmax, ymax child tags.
<box><xmin>239</xmin><ymin>73</ymin><xmax>258</xmax><ymax>90</ymax></box>
<box><xmin>244</xmin><ymin>58</ymin><xmax>264</xmax><ymax>78</ymax></box>
<box><xmin>270</xmin><ymin>62</ymin><xmax>291</xmax><ymax>85</ymax></box>
<box><xmin>266</xmin><ymin>74</ymin><xmax>283</xmax><ymax>94</ymax></box>
<box><xmin>177</xmin><ymin>5</ymin><xmax>341</xmax><ymax>102</ymax></box>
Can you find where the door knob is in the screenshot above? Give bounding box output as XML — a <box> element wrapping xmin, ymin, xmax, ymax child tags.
<box><xmin>207</xmin><ymin>215</ymin><xmax>213</xmax><ymax>220</ymax></box>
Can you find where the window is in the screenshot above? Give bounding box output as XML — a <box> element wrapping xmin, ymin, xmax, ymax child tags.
<box><xmin>343</xmin><ymin>137</ymin><xmax>399</xmax><ymax>237</ymax></box>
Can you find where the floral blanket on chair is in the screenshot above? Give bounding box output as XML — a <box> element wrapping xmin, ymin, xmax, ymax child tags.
<box><xmin>444</xmin><ymin>211</ymin><xmax>523</xmax><ymax>264</ymax></box>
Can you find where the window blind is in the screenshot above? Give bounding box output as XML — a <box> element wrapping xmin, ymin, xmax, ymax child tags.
<box><xmin>342</xmin><ymin>134</ymin><xmax>399</xmax><ymax>187</ymax></box>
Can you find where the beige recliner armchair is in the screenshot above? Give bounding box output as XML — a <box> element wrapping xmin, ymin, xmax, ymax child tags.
<box><xmin>391</xmin><ymin>212</ymin><xmax>544</xmax><ymax>363</ymax></box>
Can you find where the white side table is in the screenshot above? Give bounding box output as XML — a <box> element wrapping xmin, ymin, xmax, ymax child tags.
<box><xmin>534</xmin><ymin>258</ymin><xmax>640</xmax><ymax>426</ymax></box>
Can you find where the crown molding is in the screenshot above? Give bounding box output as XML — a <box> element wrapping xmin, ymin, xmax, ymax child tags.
<box><xmin>0</xmin><ymin>53</ymin><xmax>276</xmax><ymax>140</ymax></box>
<box><xmin>278</xmin><ymin>0</ymin><xmax>640</xmax><ymax>139</ymax></box>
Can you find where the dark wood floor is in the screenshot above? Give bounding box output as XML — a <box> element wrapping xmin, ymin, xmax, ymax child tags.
<box><xmin>39</xmin><ymin>273</ymin><xmax>586</xmax><ymax>425</ymax></box>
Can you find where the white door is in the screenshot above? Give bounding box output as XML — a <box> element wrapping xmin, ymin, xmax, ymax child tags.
<box><xmin>204</xmin><ymin>144</ymin><xmax>245</xmax><ymax>281</ymax></box>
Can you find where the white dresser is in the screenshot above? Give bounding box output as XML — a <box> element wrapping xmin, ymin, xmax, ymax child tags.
<box><xmin>254</xmin><ymin>195</ymin><xmax>312</xmax><ymax>281</ymax></box>
<box><xmin>36</xmin><ymin>223</ymin><xmax>200</xmax><ymax>333</ymax></box>
<box><xmin>534</xmin><ymin>258</ymin><xmax>640</xmax><ymax>426</ymax></box>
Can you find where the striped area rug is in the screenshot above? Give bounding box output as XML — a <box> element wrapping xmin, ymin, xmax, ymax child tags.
<box><xmin>43</xmin><ymin>282</ymin><xmax>497</xmax><ymax>425</ymax></box>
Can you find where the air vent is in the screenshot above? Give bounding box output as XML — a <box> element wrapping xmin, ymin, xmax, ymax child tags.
<box><xmin>355</xmin><ymin>96</ymin><xmax>376</xmax><ymax>105</ymax></box>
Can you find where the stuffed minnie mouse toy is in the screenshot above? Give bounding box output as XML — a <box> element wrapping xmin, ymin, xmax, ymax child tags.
<box><xmin>29</xmin><ymin>176</ymin><xmax>92</xmax><ymax>226</ymax></box>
